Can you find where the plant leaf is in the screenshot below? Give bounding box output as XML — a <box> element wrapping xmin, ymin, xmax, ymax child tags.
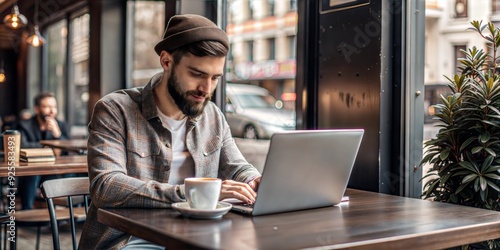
<box><xmin>460</xmin><ymin>137</ymin><xmax>476</xmax><ymax>151</ymax></box>
<box><xmin>486</xmin><ymin>180</ymin><xmax>500</xmax><ymax>192</ymax></box>
<box><xmin>480</xmin><ymin>132</ymin><xmax>491</xmax><ymax>143</ymax></box>
<box><xmin>484</xmin><ymin>147</ymin><xmax>497</xmax><ymax>157</ymax></box>
<box><xmin>459</xmin><ymin>161</ymin><xmax>479</xmax><ymax>173</ymax></box>
<box><xmin>472</xmin><ymin>146</ymin><xmax>483</xmax><ymax>154</ymax></box>
<box><xmin>480</xmin><ymin>176</ymin><xmax>487</xmax><ymax>191</ymax></box>
<box><xmin>482</xmin><ymin>155</ymin><xmax>495</xmax><ymax>171</ymax></box>
<box><xmin>440</xmin><ymin>149</ymin><xmax>450</xmax><ymax>160</ymax></box>
<box><xmin>463</xmin><ymin>173</ymin><xmax>478</xmax><ymax>184</ymax></box>
<box><xmin>456</xmin><ymin>181</ymin><xmax>471</xmax><ymax>194</ymax></box>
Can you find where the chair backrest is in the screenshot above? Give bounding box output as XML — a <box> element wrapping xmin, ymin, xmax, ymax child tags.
<box><xmin>41</xmin><ymin>177</ymin><xmax>90</xmax><ymax>250</ymax></box>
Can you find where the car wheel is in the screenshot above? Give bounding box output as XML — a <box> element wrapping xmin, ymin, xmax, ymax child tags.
<box><xmin>243</xmin><ymin>125</ymin><xmax>258</xmax><ymax>139</ymax></box>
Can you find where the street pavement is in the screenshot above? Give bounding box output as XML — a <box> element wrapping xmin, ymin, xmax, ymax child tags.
<box><xmin>234</xmin><ymin>138</ymin><xmax>270</xmax><ymax>173</ymax></box>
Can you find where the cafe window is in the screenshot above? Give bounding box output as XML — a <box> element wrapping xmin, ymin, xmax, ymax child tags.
<box><xmin>454</xmin><ymin>0</ymin><xmax>467</xmax><ymax>18</ymax></box>
<box><xmin>287</xmin><ymin>35</ymin><xmax>296</xmax><ymax>59</ymax></box>
<box><xmin>42</xmin><ymin>9</ymin><xmax>90</xmax><ymax>138</ymax></box>
<box><xmin>424</xmin><ymin>84</ymin><xmax>452</xmax><ymax>125</ymax></box>
<box><xmin>248</xmin><ymin>0</ymin><xmax>254</xmax><ymax>20</ymax></box>
<box><xmin>46</xmin><ymin>20</ymin><xmax>68</xmax><ymax>123</ymax></box>
<box><xmin>68</xmin><ymin>13</ymin><xmax>90</xmax><ymax>138</ymax></box>
<box><xmin>494</xmin><ymin>0</ymin><xmax>500</xmax><ymax>13</ymax></box>
<box><xmin>247</xmin><ymin>41</ymin><xmax>254</xmax><ymax>61</ymax></box>
<box><xmin>225</xmin><ymin>0</ymin><xmax>297</xmax><ymax>142</ymax></box>
<box><xmin>126</xmin><ymin>1</ymin><xmax>165</xmax><ymax>87</ymax></box>
<box><xmin>454</xmin><ymin>45</ymin><xmax>466</xmax><ymax>74</ymax></box>
<box><xmin>268</xmin><ymin>38</ymin><xmax>276</xmax><ymax>60</ymax></box>
<box><xmin>267</xmin><ymin>0</ymin><xmax>275</xmax><ymax>16</ymax></box>
<box><xmin>289</xmin><ymin>0</ymin><xmax>297</xmax><ymax>11</ymax></box>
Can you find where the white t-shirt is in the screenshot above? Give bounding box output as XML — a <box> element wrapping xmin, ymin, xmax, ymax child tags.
<box><xmin>157</xmin><ymin>108</ymin><xmax>195</xmax><ymax>184</ymax></box>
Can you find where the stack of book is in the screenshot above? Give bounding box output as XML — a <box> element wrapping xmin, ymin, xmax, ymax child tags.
<box><xmin>20</xmin><ymin>148</ymin><xmax>56</xmax><ymax>162</ymax></box>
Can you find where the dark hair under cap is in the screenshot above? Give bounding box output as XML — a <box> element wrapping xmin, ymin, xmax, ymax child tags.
<box><xmin>154</xmin><ymin>14</ymin><xmax>229</xmax><ymax>55</ymax></box>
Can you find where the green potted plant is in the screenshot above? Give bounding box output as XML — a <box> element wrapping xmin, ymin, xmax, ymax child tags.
<box><xmin>421</xmin><ymin>20</ymin><xmax>500</xmax><ymax>249</ymax></box>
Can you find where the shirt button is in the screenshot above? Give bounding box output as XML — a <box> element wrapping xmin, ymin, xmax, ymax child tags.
<box><xmin>165</xmin><ymin>143</ymin><xmax>170</xmax><ymax>148</ymax></box>
<box><xmin>141</xmin><ymin>152</ymin><xmax>145</xmax><ymax>157</ymax></box>
<box><xmin>203</xmin><ymin>152</ymin><xmax>208</xmax><ymax>156</ymax></box>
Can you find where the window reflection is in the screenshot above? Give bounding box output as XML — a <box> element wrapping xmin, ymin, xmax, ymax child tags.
<box><xmin>47</xmin><ymin>20</ymin><xmax>67</xmax><ymax>122</ymax></box>
<box><xmin>423</xmin><ymin>1</ymin><xmax>486</xmax><ymax>142</ymax></box>
<box><xmin>454</xmin><ymin>0</ymin><xmax>467</xmax><ymax>18</ymax></box>
<box><xmin>235</xmin><ymin>93</ymin><xmax>276</xmax><ymax>109</ymax></box>
<box><xmin>44</xmin><ymin>11</ymin><xmax>89</xmax><ymax>138</ymax></box>
<box><xmin>127</xmin><ymin>1</ymin><xmax>165</xmax><ymax>87</ymax></box>
<box><xmin>226</xmin><ymin>83</ymin><xmax>295</xmax><ymax>140</ymax></box>
<box><xmin>226</xmin><ymin>1</ymin><xmax>298</xmax><ymax>139</ymax></box>
<box><xmin>494</xmin><ymin>0</ymin><xmax>500</xmax><ymax>13</ymax></box>
<box><xmin>453</xmin><ymin>45</ymin><xmax>466</xmax><ymax>74</ymax></box>
<box><xmin>69</xmin><ymin>13</ymin><xmax>90</xmax><ymax>137</ymax></box>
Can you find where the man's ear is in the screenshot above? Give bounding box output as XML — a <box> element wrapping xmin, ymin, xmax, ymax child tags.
<box><xmin>159</xmin><ymin>51</ymin><xmax>173</xmax><ymax>71</ymax></box>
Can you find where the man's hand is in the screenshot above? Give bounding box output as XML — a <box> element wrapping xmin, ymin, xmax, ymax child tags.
<box><xmin>220</xmin><ymin>180</ymin><xmax>257</xmax><ymax>204</ymax></box>
<box><xmin>45</xmin><ymin>117</ymin><xmax>62</xmax><ymax>138</ymax></box>
<box><xmin>248</xmin><ymin>176</ymin><xmax>261</xmax><ymax>191</ymax></box>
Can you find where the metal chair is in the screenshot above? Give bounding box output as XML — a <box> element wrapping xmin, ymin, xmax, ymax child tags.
<box><xmin>0</xmin><ymin>213</ymin><xmax>10</xmax><ymax>250</ymax></box>
<box><xmin>12</xmin><ymin>200</ymin><xmax>81</xmax><ymax>250</ymax></box>
<box><xmin>41</xmin><ymin>177</ymin><xmax>89</xmax><ymax>250</ymax></box>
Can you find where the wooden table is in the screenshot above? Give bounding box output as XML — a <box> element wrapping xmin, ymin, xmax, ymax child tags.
<box><xmin>98</xmin><ymin>189</ymin><xmax>500</xmax><ymax>249</ymax></box>
<box><xmin>0</xmin><ymin>155</ymin><xmax>87</xmax><ymax>177</ymax></box>
<box><xmin>40</xmin><ymin>139</ymin><xmax>88</xmax><ymax>154</ymax></box>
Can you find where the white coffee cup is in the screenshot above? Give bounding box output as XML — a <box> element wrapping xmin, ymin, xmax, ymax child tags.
<box><xmin>184</xmin><ymin>177</ymin><xmax>221</xmax><ymax>210</ymax></box>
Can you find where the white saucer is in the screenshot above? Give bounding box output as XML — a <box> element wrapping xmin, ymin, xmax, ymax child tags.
<box><xmin>172</xmin><ymin>201</ymin><xmax>232</xmax><ymax>219</ymax></box>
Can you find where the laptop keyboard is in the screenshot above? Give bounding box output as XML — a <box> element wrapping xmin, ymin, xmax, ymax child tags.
<box><xmin>223</xmin><ymin>198</ymin><xmax>255</xmax><ymax>209</ymax></box>
<box><xmin>241</xmin><ymin>203</ymin><xmax>254</xmax><ymax>208</ymax></box>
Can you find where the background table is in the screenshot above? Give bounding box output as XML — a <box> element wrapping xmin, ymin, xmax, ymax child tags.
<box><xmin>0</xmin><ymin>155</ymin><xmax>87</xmax><ymax>177</ymax></box>
<box><xmin>40</xmin><ymin>139</ymin><xmax>88</xmax><ymax>154</ymax></box>
<box><xmin>98</xmin><ymin>189</ymin><xmax>500</xmax><ymax>249</ymax></box>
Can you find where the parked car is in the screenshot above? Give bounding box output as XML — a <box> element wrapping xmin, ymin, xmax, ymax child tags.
<box><xmin>225</xmin><ymin>83</ymin><xmax>296</xmax><ymax>139</ymax></box>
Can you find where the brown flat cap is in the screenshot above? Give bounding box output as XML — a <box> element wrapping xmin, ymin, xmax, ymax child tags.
<box><xmin>154</xmin><ymin>14</ymin><xmax>229</xmax><ymax>55</ymax></box>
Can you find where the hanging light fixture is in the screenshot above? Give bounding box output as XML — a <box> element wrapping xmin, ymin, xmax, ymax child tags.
<box><xmin>0</xmin><ymin>69</ymin><xmax>5</xmax><ymax>83</ymax></box>
<box><xmin>27</xmin><ymin>26</ymin><xmax>45</xmax><ymax>47</ymax></box>
<box><xmin>0</xmin><ymin>55</ymin><xmax>5</xmax><ymax>83</ymax></box>
<box><xmin>27</xmin><ymin>0</ymin><xmax>45</xmax><ymax>47</ymax></box>
<box><xmin>3</xmin><ymin>1</ymin><xmax>28</xmax><ymax>29</ymax></box>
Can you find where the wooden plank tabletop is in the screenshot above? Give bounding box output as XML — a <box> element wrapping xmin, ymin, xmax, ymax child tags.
<box><xmin>39</xmin><ymin>139</ymin><xmax>88</xmax><ymax>154</ymax></box>
<box><xmin>0</xmin><ymin>155</ymin><xmax>87</xmax><ymax>177</ymax></box>
<box><xmin>97</xmin><ymin>189</ymin><xmax>500</xmax><ymax>249</ymax></box>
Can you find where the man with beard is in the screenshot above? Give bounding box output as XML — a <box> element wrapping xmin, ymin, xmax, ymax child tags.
<box><xmin>17</xmin><ymin>92</ymin><xmax>70</xmax><ymax>209</ymax></box>
<box><xmin>79</xmin><ymin>14</ymin><xmax>262</xmax><ymax>249</ymax></box>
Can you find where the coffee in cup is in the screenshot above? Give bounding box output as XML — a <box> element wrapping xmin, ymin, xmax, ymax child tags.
<box><xmin>3</xmin><ymin>130</ymin><xmax>21</xmax><ymax>163</ymax></box>
<box><xmin>184</xmin><ymin>177</ymin><xmax>221</xmax><ymax>210</ymax></box>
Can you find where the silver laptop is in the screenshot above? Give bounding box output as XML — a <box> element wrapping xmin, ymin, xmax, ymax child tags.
<box><xmin>230</xmin><ymin>129</ymin><xmax>364</xmax><ymax>216</ymax></box>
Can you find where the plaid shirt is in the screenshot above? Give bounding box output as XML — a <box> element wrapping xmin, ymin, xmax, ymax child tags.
<box><xmin>79</xmin><ymin>73</ymin><xmax>260</xmax><ymax>249</ymax></box>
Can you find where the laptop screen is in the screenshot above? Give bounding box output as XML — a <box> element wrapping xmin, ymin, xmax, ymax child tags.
<box><xmin>236</xmin><ymin>129</ymin><xmax>364</xmax><ymax>216</ymax></box>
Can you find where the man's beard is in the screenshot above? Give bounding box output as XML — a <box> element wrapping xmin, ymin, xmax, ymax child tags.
<box><xmin>167</xmin><ymin>70</ymin><xmax>211</xmax><ymax>118</ymax></box>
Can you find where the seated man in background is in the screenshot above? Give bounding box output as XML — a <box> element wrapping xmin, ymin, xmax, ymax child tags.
<box><xmin>79</xmin><ymin>14</ymin><xmax>261</xmax><ymax>249</ymax></box>
<box><xmin>17</xmin><ymin>92</ymin><xmax>70</xmax><ymax>209</ymax></box>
